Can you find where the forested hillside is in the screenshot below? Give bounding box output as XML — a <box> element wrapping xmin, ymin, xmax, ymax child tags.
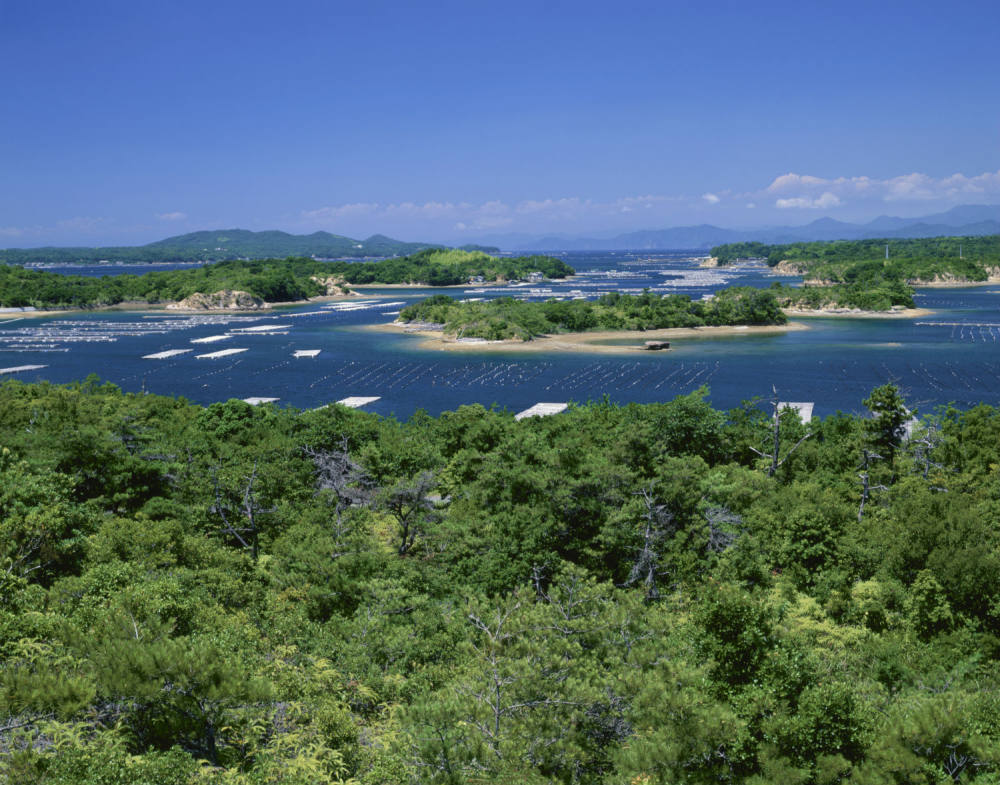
<box><xmin>711</xmin><ymin>235</ymin><xmax>1000</xmax><ymax>284</ymax></box>
<box><xmin>3</xmin><ymin>379</ymin><xmax>1000</xmax><ymax>783</ymax></box>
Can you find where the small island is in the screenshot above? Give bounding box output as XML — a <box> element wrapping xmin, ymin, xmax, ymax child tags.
<box><xmin>767</xmin><ymin>281</ymin><xmax>929</xmax><ymax>316</ymax></box>
<box><xmin>377</xmin><ymin>288</ymin><xmax>802</xmax><ymax>353</ymax></box>
<box><xmin>0</xmin><ymin>250</ymin><xmax>574</xmax><ymax>312</ymax></box>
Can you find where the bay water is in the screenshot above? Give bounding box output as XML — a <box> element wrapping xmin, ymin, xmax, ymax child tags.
<box><xmin>3</xmin><ymin>252</ymin><xmax>999</xmax><ymax>418</ymax></box>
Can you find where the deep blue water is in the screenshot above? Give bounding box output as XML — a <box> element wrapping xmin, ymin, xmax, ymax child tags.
<box><xmin>3</xmin><ymin>251</ymin><xmax>1000</xmax><ymax>418</ymax></box>
<box><xmin>26</xmin><ymin>262</ymin><xmax>208</xmax><ymax>276</ymax></box>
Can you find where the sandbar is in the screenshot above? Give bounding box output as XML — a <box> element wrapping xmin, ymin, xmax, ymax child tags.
<box><xmin>782</xmin><ymin>307</ymin><xmax>933</xmax><ymax>319</ymax></box>
<box><xmin>366</xmin><ymin>321</ymin><xmax>808</xmax><ymax>354</ymax></box>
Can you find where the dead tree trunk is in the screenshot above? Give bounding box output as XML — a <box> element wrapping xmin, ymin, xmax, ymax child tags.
<box><xmin>303</xmin><ymin>438</ymin><xmax>373</xmax><ymax>553</ymax></box>
<box><xmin>748</xmin><ymin>386</ymin><xmax>812</xmax><ymax>478</ymax></box>
<box><xmin>625</xmin><ymin>488</ymin><xmax>675</xmax><ymax>601</ymax></box>
<box><xmin>380</xmin><ymin>471</ymin><xmax>439</xmax><ymax>556</ymax></box>
<box><xmin>212</xmin><ymin>462</ymin><xmax>274</xmax><ymax>562</ymax></box>
<box><xmin>857</xmin><ymin>449</ymin><xmax>887</xmax><ymax>522</ymax></box>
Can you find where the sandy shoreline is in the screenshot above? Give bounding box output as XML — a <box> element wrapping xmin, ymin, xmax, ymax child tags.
<box><xmin>366</xmin><ymin>321</ymin><xmax>809</xmax><ymax>354</ymax></box>
<box><xmin>782</xmin><ymin>307</ymin><xmax>933</xmax><ymax>319</ymax></box>
<box><xmin>0</xmin><ymin>293</ymin><xmax>374</xmax><ymax>319</ymax></box>
<box><xmin>910</xmin><ymin>279</ymin><xmax>1000</xmax><ymax>289</ymax></box>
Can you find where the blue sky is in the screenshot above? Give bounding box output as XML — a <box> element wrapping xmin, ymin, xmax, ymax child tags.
<box><xmin>2</xmin><ymin>0</ymin><xmax>999</xmax><ymax>245</ymax></box>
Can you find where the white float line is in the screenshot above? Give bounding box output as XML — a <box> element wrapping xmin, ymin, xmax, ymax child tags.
<box><xmin>143</xmin><ymin>349</ymin><xmax>193</xmax><ymax>359</ymax></box>
<box><xmin>230</xmin><ymin>324</ymin><xmax>293</xmax><ymax>333</ymax></box>
<box><xmin>191</xmin><ymin>334</ymin><xmax>232</xmax><ymax>344</ymax></box>
<box><xmin>195</xmin><ymin>348</ymin><xmax>249</xmax><ymax>359</ymax></box>
<box><xmin>336</xmin><ymin>396</ymin><xmax>381</xmax><ymax>408</ymax></box>
<box><xmin>514</xmin><ymin>402</ymin><xmax>568</xmax><ymax>421</ymax></box>
<box><xmin>0</xmin><ymin>364</ymin><xmax>47</xmax><ymax>375</ymax></box>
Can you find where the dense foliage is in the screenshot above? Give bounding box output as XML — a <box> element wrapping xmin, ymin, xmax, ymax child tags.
<box><xmin>768</xmin><ymin>280</ymin><xmax>916</xmax><ymax>312</ymax></box>
<box><xmin>398</xmin><ymin>287</ymin><xmax>787</xmax><ymax>340</ymax></box>
<box><xmin>5</xmin><ymin>379</ymin><xmax>1000</xmax><ymax>783</ymax></box>
<box><xmin>0</xmin><ymin>230</ymin><xmax>496</xmax><ymax>265</ymax></box>
<box><xmin>0</xmin><ymin>251</ymin><xmax>573</xmax><ymax>309</ymax></box>
<box><xmin>712</xmin><ymin>235</ymin><xmax>1000</xmax><ymax>283</ymax></box>
<box><xmin>0</xmin><ymin>259</ymin><xmax>326</xmax><ymax>309</ymax></box>
<box><xmin>324</xmin><ymin>248</ymin><xmax>573</xmax><ymax>286</ymax></box>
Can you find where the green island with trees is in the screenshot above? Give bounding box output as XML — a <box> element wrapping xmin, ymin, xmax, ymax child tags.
<box><xmin>711</xmin><ymin>235</ymin><xmax>1000</xmax><ymax>285</ymax></box>
<box><xmin>3</xmin><ymin>378</ymin><xmax>1000</xmax><ymax>784</ymax></box>
<box><xmin>0</xmin><ymin>250</ymin><xmax>573</xmax><ymax>310</ymax></box>
<box><xmin>397</xmin><ymin>287</ymin><xmax>787</xmax><ymax>341</ymax></box>
<box><xmin>767</xmin><ymin>279</ymin><xmax>917</xmax><ymax>312</ymax></box>
<box><xmin>0</xmin><ymin>229</ymin><xmax>499</xmax><ymax>265</ymax></box>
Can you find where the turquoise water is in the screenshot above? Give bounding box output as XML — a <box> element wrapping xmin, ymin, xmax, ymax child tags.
<box><xmin>2</xmin><ymin>252</ymin><xmax>999</xmax><ymax>417</ymax></box>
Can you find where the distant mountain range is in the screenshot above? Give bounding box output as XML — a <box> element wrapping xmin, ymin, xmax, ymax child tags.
<box><xmin>4</xmin><ymin>206</ymin><xmax>998</xmax><ymax>264</ymax></box>
<box><xmin>480</xmin><ymin>205</ymin><xmax>1000</xmax><ymax>251</ymax></box>
<box><xmin>0</xmin><ymin>229</ymin><xmax>497</xmax><ymax>265</ymax></box>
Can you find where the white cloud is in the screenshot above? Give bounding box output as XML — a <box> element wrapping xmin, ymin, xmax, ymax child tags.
<box><xmin>300</xmin><ymin>194</ymin><xmax>687</xmax><ymax>234</ymax></box>
<box><xmin>775</xmin><ymin>192</ymin><xmax>842</xmax><ymax>209</ymax></box>
<box><xmin>302</xmin><ymin>202</ymin><xmax>381</xmax><ymax>220</ymax></box>
<box><xmin>762</xmin><ymin>169</ymin><xmax>1000</xmax><ymax>207</ymax></box>
<box><xmin>156</xmin><ymin>211</ymin><xmax>187</xmax><ymax>221</ymax></box>
<box><xmin>766</xmin><ymin>173</ymin><xmax>830</xmax><ymax>193</ymax></box>
<box><xmin>296</xmin><ymin>169</ymin><xmax>1000</xmax><ymax>238</ymax></box>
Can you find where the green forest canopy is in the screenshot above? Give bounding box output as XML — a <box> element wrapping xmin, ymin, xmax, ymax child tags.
<box><xmin>398</xmin><ymin>287</ymin><xmax>787</xmax><ymax>340</ymax></box>
<box><xmin>0</xmin><ymin>250</ymin><xmax>574</xmax><ymax>309</ymax></box>
<box><xmin>767</xmin><ymin>280</ymin><xmax>916</xmax><ymax>311</ymax></box>
<box><xmin>711</xmin><ymin>234</ymin><xmax>1000</xmax><ymax>283</ymax></box>
<box><xmin>3</xmin><ymin>379</ymin><xmax>1000</xmax><ymax>783</ymax></box>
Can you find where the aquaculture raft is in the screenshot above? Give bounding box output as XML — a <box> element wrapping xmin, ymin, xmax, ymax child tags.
<box><xmin>515</xmin><ymin>402</ymin><xmax>569</xmax><ymax>421</ymax></box>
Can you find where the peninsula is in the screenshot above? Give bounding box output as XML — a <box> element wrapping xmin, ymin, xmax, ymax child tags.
<box><xmin>703</xmin><ymin>235</ymin><xmax>1000</xmax><ymax>315</ymax></box>
<box><xmin>0</xmin><ymin>250</ymin><xmax>573</xmax><ymax>311</ymax></box>
<box><xmin>711</xmin><ymin>234</ymin><xmax>1000</xmax><ymax>286</ymax></box>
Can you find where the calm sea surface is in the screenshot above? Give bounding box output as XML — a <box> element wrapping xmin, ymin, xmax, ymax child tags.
<box><xmin>3</xmin><ymin>252</ymin><xmax>1000</xmax><ymax>418</ymax></box>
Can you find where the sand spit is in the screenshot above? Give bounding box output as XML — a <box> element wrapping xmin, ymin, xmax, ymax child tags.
<box><xmin>367</xmin><ymin>321</ymin><xmax>808</xmax><ymax>354</ymax></box>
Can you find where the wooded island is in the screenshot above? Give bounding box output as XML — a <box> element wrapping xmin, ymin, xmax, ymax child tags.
<box><xmin>397</xmin><ymin>288</ymin><xmax>787</xmax><ymax>341</ymax></box>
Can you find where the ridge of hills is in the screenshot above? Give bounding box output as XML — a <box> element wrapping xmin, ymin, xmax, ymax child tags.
<box><xmin>0</xmin><ymin>229</ymin><xmax>497</xmax><ymax>264</ymax></box>
<box><xmin>3</xmin><ymin>205</ymin><xmax>998</xmax><ymax>262</ymax></box>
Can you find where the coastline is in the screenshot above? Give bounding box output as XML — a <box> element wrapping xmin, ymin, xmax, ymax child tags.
<box><xmin>0</xmin><ymin>293</ymin><xmax>371</xmax><ymax>319</ymax></box>
<box><xmin>911</xmin><ymin>279</ymin><xmax>1000</xmax><ymax>289</ymax></box>
<box><xmin>365</xmin><ymin>321</ymin><xmax>809</xmax><ymax>354</ymax></box>
<box><xmin>782</xmin><ymin>307</ymin><xmax>933</xmax><ymax>319</ymax></box>
<box><xmin>351</xmin><ymin>277</ymin><xmax>575</xmax><ymax>290</ymax></box>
